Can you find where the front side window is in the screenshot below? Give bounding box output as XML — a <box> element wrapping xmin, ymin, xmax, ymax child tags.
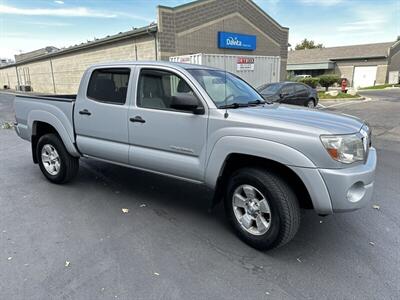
<box><xmin>260</xmin><ymin>83</ymin><xmax>281</xmax><ymax>94</ymax></box>
<box><xmin>137</xmin><ymin>69</ymin><xmax>200</xmax><ymax>111</ymax></box>
<box><xmin>187</xmin><ymin>69</ymin><xmax>263</xmax><ymax>108</ymax></box>
<box><xmin>87</xmin><ymin>68</ymin><xmax>130</xmax><ymax>104</ymax></box>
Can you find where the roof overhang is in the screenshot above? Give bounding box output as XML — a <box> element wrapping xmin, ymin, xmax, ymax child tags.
<box><xmin>0</xmin><ymin>24</ymin><xmax>158</xmax><ymax>69</ymax></box>
<box><xmin>330</xmin><ymin>55</ymin><xmax>386</xmax><ymax>61</ymax></box>
<box><xmin>287</xmin><ymin>61</ymin><xmax>335</xmax><ymax>71</ymax></box>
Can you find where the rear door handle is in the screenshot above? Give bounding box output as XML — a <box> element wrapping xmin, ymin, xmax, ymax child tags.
<box><xmin>79</xmin><ymin>109</ymin><xmax>91</xmax><ymax>116</ymax></box>
<box><xmin>130</xmin><ymin>116</ymin><xmax>146</xmax><ymax>123</ymax></box>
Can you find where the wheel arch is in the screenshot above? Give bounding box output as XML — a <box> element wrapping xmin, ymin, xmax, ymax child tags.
<box><xmin>28</xmin><ymin>111</ymin><xmax>80</xmax><ymax>163</ymax></box>
<box><xmin>210</xmin><ymin>153</ymin><xmax>314</xmax><ymax>210</ymax></box>
<box><xmin>205</xmin><ymin>136</ymin><xmax>317</xmax><ymax>210</ymax></box>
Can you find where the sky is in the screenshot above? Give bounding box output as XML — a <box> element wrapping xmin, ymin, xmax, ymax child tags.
<box><xmin>0</xmin><ymin>0</ymin><xmax>399</xmax><ymax>60</ymax></box>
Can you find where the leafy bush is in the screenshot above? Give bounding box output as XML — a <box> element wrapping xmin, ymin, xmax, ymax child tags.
<box><xmin>319</xmin><ymin>75</ymin><xmax>340</xmax><ymax>91</ymax></box>
<box><xmin>298</xmin><ymin>77</ymin><xmax>319</xmax><ymax>88</ymax></box>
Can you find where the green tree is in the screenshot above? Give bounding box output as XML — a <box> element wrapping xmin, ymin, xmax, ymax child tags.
<box><xmin>295</xmin><ymin>39</ymin><xmax>324</xmax><ymax>50</ymax></box>
<box><xmin>299</xmin><ymin>77</ymin><xmax>320</xmax><ymax>88</ymax></box>
<box><xmin>319</xmin><ymin>75</ymin><xmax>340</xmax><ymax>91</ymax></box>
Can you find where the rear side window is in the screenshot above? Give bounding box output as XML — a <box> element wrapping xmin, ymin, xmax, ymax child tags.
<box><xmin>281</xmin><ymin>85</ymin><xmax>295</xmax><ymax>95</ymax></box>
<box><xmin>294</xmin><ymin>84</ymin><xmax>308</xmax><ymax>93</ymax></box>
<box><xmin>87</xmin><ymin>68</ymin><xmax>130</xmax><ymax>104</ymax></box>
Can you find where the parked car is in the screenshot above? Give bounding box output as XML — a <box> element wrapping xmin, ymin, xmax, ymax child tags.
<box><xmin>257</xmin><ymin>82</ymin><xmax>319</xmax><ymax>108</ymax></box>
<box><xmin>14</xmin><ymin>61</ymin><xmax>376</xmax><ymax>250</ymax></box>
<box><xmin>294</xmin><ymin>74</ymin><xmax>311</xmax><ymax>79</ymax></box>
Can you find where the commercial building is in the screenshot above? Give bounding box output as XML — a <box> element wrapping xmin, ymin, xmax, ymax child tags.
<box><xmin>287</xmin><ymin>40</ymin><xmax>400</xmax><ymax>88</ymax></box>
<box><xmin>0</xmin><ymin>0</ymin><xmax>289</xmax><ymax>94</ymax></box>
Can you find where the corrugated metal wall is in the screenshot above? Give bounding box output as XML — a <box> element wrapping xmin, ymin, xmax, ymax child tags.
<box><xmin>170</xmin><ymin>53</ymin><xmax>280</xmax><ymax>88</ymax></box>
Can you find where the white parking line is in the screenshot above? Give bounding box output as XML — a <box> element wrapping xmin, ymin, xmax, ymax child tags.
<box><xmin>320</xmin><ymin>98</ymin><xmax>376</xmax><ymax>109</ymax></box>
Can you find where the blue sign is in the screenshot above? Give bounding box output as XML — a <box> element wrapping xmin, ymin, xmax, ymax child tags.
<box><xmin>218</xmin><ymin>32</ymin><xmax>256</xmax><ymax>51</ymax></box>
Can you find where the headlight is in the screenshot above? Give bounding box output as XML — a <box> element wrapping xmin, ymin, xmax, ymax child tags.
<box><xmin>320</xmin><ymin>133</ymin><xmax>365</xmax><ymax>164</ymax></box>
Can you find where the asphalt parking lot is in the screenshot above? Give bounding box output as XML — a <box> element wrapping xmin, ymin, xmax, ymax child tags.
<box><xmin>1</xmin><ymin>89</ymin><xmax>399</xmax><ymax>299</ymax></box>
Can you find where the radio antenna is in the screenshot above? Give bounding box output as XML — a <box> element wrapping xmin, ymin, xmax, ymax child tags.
<box><xmin>223</xmin><ymin>19</ymin><xmax>229</xmax><ymax>118</ymax></box>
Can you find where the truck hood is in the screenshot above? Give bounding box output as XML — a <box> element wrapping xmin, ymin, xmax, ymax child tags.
<box><xmin>229</xmin><ymin>104</ymin><xmax>364</xmax><ymax>135</ymax></box>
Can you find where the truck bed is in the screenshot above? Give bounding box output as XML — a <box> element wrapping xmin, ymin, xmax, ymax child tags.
<box><xmin>14</xmin><ymin>93</ymin><xmax>76</xmax><ymax>144</ymax></box>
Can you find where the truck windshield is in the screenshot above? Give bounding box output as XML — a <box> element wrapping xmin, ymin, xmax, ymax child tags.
<box><xmin>187</xmin><ymin>69</ymin><xmax>264</xmax><ymax>108</ymax></box>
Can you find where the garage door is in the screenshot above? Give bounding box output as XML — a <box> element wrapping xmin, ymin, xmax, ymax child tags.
<box><xmin>353</xmin><ymin>66</ymin><xmax>377</xmax><ymax>88</ymax></box>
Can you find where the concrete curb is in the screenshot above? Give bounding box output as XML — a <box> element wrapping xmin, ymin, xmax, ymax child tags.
<box><xmin>319</xmin><ymin>97</ymin><xmax>365</xmax><ymax>102</ymax></box>
<box><xmin>359</xmin><ymin>87</ymin><xmax>400</xmax><ymax>92</ymax></box>
<box><xmin>318</xmin><ymin>97</ymin><xmax>373</xmax><ymax>109</ymax></box>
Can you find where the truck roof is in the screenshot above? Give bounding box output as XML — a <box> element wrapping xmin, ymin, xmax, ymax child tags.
<box><xmin>89</xmin><ymin>60</ymin><xmax>216</xmax><ymax>71</ymax></box>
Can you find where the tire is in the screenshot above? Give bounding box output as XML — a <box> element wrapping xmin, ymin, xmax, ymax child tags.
<box><xmin>305</xmin><ymin>99</ymin><xmax>315</xmax><ymax>108</ymax></box>
<box><xmin>225</xmin><ymin>168</ymin><xmax>300</xmax><ymax>250</ymax></box>
<box><xmin>36</xmin><ymin>133</ymin><xmax>79</xmax><ymax>184</ymax></box>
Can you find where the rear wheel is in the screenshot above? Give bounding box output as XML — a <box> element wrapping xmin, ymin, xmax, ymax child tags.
<box><xmin>225</xmin><ymin>168</ymin><xmax>300</xmax><ymax>250</ymax></box>
<box><xmin>37</xmin><ymin>133</ymin><xmax>79</xmax><ymax>183</ymax></box>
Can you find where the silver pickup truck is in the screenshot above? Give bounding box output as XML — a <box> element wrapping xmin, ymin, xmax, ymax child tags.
<box><xmin>14</xmin><ymin>61</ymin><xmax>376</xmax><ymax>250</ymax></box>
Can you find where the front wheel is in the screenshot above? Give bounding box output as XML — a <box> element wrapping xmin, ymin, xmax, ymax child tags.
<box><xmin>225</xmin><ymin>168</ymin><xmax>300</xmax><ymax>250</ymax></box>
<box><xmin>306</xmin><ymin>99</ymin><xmax>315</xmax><ymax>108</ymax></box>
<box><xmin>37</xmin><ymin>133</ymin><xmax>79</xmax><ymax>184</ymax></box>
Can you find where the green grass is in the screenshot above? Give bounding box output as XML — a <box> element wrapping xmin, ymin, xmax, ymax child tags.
<box><xmin>1</xmin><ymin>121</ymin><xmax>14</xmax><ymax>129</ymax></box>
<box><xmin>360</xmin><ymin>84</ymin><xmax>400</xmax><ymax>90</ymax></box>
<box><xmin>318</xmin><ymin>91</ymin><xmax>361</xmax><ymax>100</ymax></box>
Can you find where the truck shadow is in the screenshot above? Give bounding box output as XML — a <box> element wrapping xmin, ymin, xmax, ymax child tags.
<box><xmin>74</xmin><ymin>158</ymin><xmax>352</xmax><ymax>257</ymax></box>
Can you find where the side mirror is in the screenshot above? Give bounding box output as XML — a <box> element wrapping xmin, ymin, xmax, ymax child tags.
<box><xmin>170</xmin><ymin>94</ymin><xmax>205</xmax><ymax>115</ymax></box>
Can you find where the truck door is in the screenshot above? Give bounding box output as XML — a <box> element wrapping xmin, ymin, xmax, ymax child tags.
<box><xmin>74</xmin><ymin>67</ymin><xmax>132</xmax><ymax>164</ymax></box>
<box><xmin>128</xmin><ymin>67</ymin><xmax>208</xmax><ymax>182</ymax></box>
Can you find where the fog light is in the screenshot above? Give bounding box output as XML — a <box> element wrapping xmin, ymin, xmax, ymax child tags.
<box><xmin>346</xmin><ymin>181</ymin><xmax>366</xmax><ymax>203</ymax></box>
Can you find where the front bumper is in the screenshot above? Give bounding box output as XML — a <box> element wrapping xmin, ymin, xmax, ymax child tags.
<box><xmin>318</xmin><ymin>147</ymin><xmax>377</xmax><ymax>212</ymax></box>
<box><xmin>290</xmin><ymin>147</ymin><xmax>377</xmax><ymax>214</ymax></box>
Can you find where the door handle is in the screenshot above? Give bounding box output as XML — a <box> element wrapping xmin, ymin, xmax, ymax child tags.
<box><xmin>79</xmin><ymin>109</ymin><xmax>91</xmax><ymax>116</ymax></box>
<box><xmin>130</xmin><ymin>116</ymin><xmax>146</xmax><ymax>123</ymax></box>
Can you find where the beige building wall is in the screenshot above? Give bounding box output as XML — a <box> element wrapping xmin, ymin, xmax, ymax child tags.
<box><xmin>376</xmin><ymin>65</ymin><xmax>388</xmax><ymax>85</ymax></box>
<box><xmin>0</xmin><ymin>66</ymin><xmax>18</xmax><ymax>89</ymax></box>
<box><xmin>387</xmin><ymin>42</ymin><xmax>400</xmax><ymax>84</ymax></box>
<box><xmin>51</xmin><ymin>36</ymin><xmax>156</xmax><ymax>94</ymax></box>
<box><xmin>335</xmin><ymin>65</ymin><xmax>354</xmax><ymax>84</ymax></box>
<box><xmin>0</xmin><ymin>36</ymin><xmax>156</xmax><ymax>94</ymax></box>
<box><xmin>335</xmin><ymin>58</ymin><xmax>388</xmax><ymax>86</ymax></box>
<box><xmin>19</xmin><ymin>60</ymin><xmax>54</xmax><ymax>93</ymax></box>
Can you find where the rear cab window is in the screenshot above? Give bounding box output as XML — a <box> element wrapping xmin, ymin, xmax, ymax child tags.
<box><xmin>87</xmin><ymin>68</ymin><xmax>131</xmax><ymax>104</ymax></box>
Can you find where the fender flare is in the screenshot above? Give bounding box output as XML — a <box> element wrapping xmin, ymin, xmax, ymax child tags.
<box><xmin>204</xmin><ymin>136</ymin><xmax>316</xmax><ymax>189</ymax></box>
<box><xmin>28</xmin><ymin>110</ymin><xmax>80</xmax><ymax>157</ymax></box>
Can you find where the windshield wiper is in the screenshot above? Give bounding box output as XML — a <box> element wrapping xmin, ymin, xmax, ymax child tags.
<box><xmin>247</xmin><ymin>99</ymin><xmax>266</xmax><ymax>105</ymax></box>
<box><xmin>218</xmin><ymin>102</ymin><xmax>249</xmax><ymax>109</ymax></box>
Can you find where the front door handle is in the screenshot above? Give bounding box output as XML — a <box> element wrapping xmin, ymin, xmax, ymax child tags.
<box><xmin>79</xmin><ymin>109</ymin><xmax>91</xmax><ymax>116</ymax></box>
<box><xmin>129</xmin><ymin>116</ymin><xmax>146</xmax><ymax>123</ymax></box>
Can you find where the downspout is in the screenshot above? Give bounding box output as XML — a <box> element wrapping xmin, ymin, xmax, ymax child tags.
<box><xmin>135</xmin><ymin>41</ymin><xmax>138</xmax><ymax>60</ymax></box>
<box><xmin>15</xmin><ymin>66</ymin><xmax>20</xmax><ymax>90</ymax></box>
<box><xmin>49</xmin><ymin>58</ymin><xmax>56</xmax><ymax>94</ymax></box>
<box><xmin>146</xmin><ymin>27</ymin><xmax>158</xmax><ymax>61</ymax></box>
<box><xmin>154</xmin><ymin>32</ymin><xmax>158</xmax><ymax>60</ymax></box>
